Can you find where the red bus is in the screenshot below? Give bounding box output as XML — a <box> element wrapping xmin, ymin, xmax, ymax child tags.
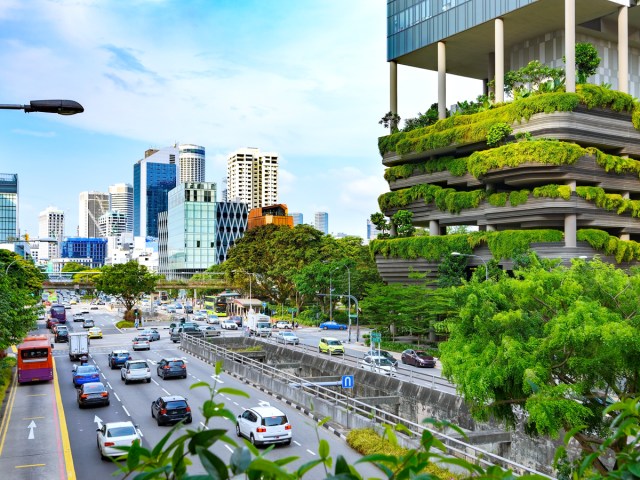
<box><xmin>17</xmin><ymin>336</ymin><xmax>54</xmax><ymax>384</ymax></box>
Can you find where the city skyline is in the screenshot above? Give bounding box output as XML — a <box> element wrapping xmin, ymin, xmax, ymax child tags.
<box><xmin>0</xmin><ymin>1</ymin><xmax>481</xmax><ymax>239</ymax></box>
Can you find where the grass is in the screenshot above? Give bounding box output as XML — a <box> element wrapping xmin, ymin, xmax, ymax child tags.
<box><xmin>0</xmin><ymin>357</ymin><xmax>17</xmax><ymax>408</ymax></box>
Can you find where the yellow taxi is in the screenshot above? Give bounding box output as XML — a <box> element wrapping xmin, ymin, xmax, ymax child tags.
<box><xmin>88</xmin><ymin>327</ymin><xmax>103</xmax><ymax>339</ymax></box>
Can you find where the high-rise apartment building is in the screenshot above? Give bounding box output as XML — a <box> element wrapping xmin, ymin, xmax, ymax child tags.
<box><xmin>108</xmin><ymin>183</ymin><xmax>134</xmax><ymax>232</ymax></box>
<box><xmin>133</xmin><ymin>147</ymin><xmax>177</xmax><ymax>238</ymax></box>
<box><xmin>178</xmin><ymin>144</ymin><xmax>205</xmax><ymax>183</ymax></box>
<box><xmin>79</xmin><ymin>191</ymin><xmax>109</xmax><ymax>237</ymax></box>
<box><xmin>38</xmin><ymin>206</ymin><xmax>64</xmax><ymax>260</ymax></box>
<box><xmin>0</xmin><ymin>174</ymin><xmax>18</xmax><ymax>243</ymax></box>
<box><xmin>99</xmin><ymin>211</ymin><xmax>128</xmax><ymax>236</ymax></box>
<box><xmin>227</xmin><ymin>147</ymin><xmax>278</xmax><ymax>210</ymax></box>
<box><xmin>314</xmin><ymin>212</ymin><xmax>328</xmax><ymax>235</ymax></box>
<box><xmin>289</xmin><ymin>212</ymin><xmax>303</xmax><ymax>226</ymax></box>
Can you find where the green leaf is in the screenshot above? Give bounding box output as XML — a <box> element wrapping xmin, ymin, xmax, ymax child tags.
<box><xmin>126</xmin><ymin>439</ymin><xmax>141</xmax><ymax>471</ymax></box>
<box><xmin>187</xmin><ymin>429</ymin><xmax>228</xmax><ymax>454</ymax></box>
<box><xmin>216</xmin><ymin>387</ymin><xmax>250</xmax><ymax>398</ymax></box>
<box><xmin>318</xmin><ymin>439</ymin><xmax>330</xmax><ymax>459</ymax></box>
<box><xmin>196</xmin><ymin>445</ymin><xmax>229</xmax><ymax>480</ymax></box>
<box><xmin>229</xmin><ymin>446</ymin><xmax>252</xmax><ymax>474</ymax></box>
<box><xmin>190</xmin><ymin>381</ymin><xmax>212</xmax><ymax>390</ymax></box>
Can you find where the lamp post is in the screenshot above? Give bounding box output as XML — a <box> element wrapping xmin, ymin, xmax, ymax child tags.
<box><xmin>4</xmin><ymin>259</ymin><xmax>19</xmax><ymax>275</ymax></box>
<box><xmin>234</xmin><ymin>270</ymin><xmax>255</xmax><ymax>315</ymax></box>
<box><xmin>328</xmin><ymin>267</ymin><xmax>339</xmax><ymax>322</ymax></box>
<box><xmin>0</xmin><ymin>100</ymin><xmax>84</xmax><ymax>115</ymax></box>
<box><xmin>344</xmin><ymin>265</ymin><xmax>352</xmax><ymax>343</ymax></box>
<box><xmin>451</xmin><ymin>251</ymin><xmax>489</xmax><ymax>281</ymax></box>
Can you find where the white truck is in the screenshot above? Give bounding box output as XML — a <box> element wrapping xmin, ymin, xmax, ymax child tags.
<box><xmin>69</xmin><ymin>332</ymin><xmax>89</xmax><ymax>361</ymax></box>
<box><xmin>246</xmin><ymin>313</ymin><xmax>272</xmax><ymax>337</ymax></box>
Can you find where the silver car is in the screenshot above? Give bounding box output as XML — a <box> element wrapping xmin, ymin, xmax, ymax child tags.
<box><xmin>132</xmin><ymin>335</ymin><xmax>151</xmax><ymax>351</ymax></box>
<box><xmin>120</xmin><ymin>359</ymin><xmax>151</xmax><ymax>384</ymax></box>
<box><xmin>274</xmin><ymin>331</ymin><xmax>299</xmax><ymax>345</ymax></box>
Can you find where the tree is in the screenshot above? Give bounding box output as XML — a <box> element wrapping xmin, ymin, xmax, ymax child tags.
<box><xmin>92</xmin><ymin>261</ymin><xmax>160</xmax><ymax>319</ymax></box>
<box><xmin>574</xmin><ymin>42</ymin><xmax>600</xmax><ymax>84</ymax></box>
<box><xmin>369</xmin><ymin>212</ymin><xmax>390</xmax><ymax>239</ymax></box>
<box><xmin>439</xmin><ymin>257</ymin><xmax>640</xmax><ymax>473</ymax></box>
<box><xmin>403</xmin><ymin>103</ymin><xmax>440</xmax><ymax>132</ymax></box>
<box><xmin>61</xmin><ymin>262</ymin><xmax>89</xmax><ymax>273</ymax></box>
<box><xmin>391</xmin><ymin>210</ymin><xmax>415</xmax><ymax>237</ymax></box>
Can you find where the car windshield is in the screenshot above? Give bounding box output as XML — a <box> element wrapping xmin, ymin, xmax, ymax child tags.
<box><xmin>83</xmin><ymin>383</ymin><xmax>105</xmax><ymax>393</ymax></box>
<box><xmin>375</xmin><ymin>358</ymin><xmax>394</xmax><ymax>367</ymax></box>
<box><xmin>282</xmin><ymin>332</ymin><xmax>295</xmax><ymax>337</ymax></box>
<box><xmin>129</xmin><ymin>362</ymin><xmax>147</xmax><ymax>369</ymax></box>
<box><xmin>115</xmin><ymin>352</ymin><xmax>129</xmax><ymax>358</ymax></box>
<box><xmin>76</xmin><ymin>366</ymin><xmax>97</xmax><ymax>374</ymax></box>
<box><xmin>166</xmin><ymin>401</ymin><xmax>187</xmax><ymax>409</ymax></box>
<box><xmin>108</xmin><ymin>426</ymin><xmax>136</xmax><ymax>437</ymax></box>
<box><xmin>327</xmin><ymin>340</ymin><xmax>341</xmax><ymax>345</ymax></box>
<box><xmin>415</xmin><ymin>351</ymin><xmax>430</xmax><ymax>357</ymax></box>
<box><xmin>263</xmin><ymin>415</ymin><xmax>287</xmax><ymax>426</ymax></box>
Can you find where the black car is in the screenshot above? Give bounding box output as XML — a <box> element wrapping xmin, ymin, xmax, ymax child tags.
<box><xmin>151</xmin><ymin>395</ymin><xmax>192</xmax><ymax>426</ymax></box>
<box><xmin>157</xmin><ymin>358</ymin><xmax>187</xmax><ymax>379</ymax></box>
<box><xmin>54</xmin><ymin>326</ymin><xmax>69</xmax><ymax>343</ymax></box>
<box><xmin>184</xmin><ymin>305</ymin><xmax>193</xmax><ymax>314</ymax></box>
<box><xmin>77</xmin><ymin>382</ymin><xmax>110</xmax><ymax>408</ymax></box>
<box><xmin>400</xmin><ymin>349</ymin><xmax>437</xmax><ymax>368</ymax></box>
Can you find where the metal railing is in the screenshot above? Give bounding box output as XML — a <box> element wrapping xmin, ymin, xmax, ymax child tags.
<box><xmin>181</xmin><ymin>334</ymin><xmax>553</xmax><ymax>478</ymax></box>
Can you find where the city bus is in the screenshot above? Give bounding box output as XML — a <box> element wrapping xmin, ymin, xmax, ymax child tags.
<box><xmin>204</xmin><ymin>291</ymin><xmax>240</xmax><ymax>318</ymax></box>
<box><xmin>17</xmin><ymin>336</ymin><xmax>54</xmax><ymax>383</ymax></box>
<box><xmin>49</xmin><ymin>304</ymin><xmax>67</xmax><ymax>324</ymax></box>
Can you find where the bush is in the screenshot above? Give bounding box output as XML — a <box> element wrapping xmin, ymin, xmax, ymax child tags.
<box><xmin>0</xmin><ymin>357</ymin><xmax>16</xmax><ymax>407</ymax></box>
<box><xmin>116</xmin><ymin>320</ymin><xmax>135</xmax><ymax>329</ymax></box>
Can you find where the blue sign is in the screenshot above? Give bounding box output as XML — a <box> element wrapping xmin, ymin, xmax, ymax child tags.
<box><xmin>341</xmin><ymin>375</ymin><xmax>354</xmax><ymax>389</ymax></box>
<box><xmin>262</xmin><ymin>302</ymin><xmax>267</xmax><ymax>308</ymax></box>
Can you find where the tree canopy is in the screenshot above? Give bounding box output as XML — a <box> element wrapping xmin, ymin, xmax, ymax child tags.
<box><xmin>439</xmin><ymin>256</ymin><xmax>640</xmax><ymax>473</ymax></box>
<box><xmin>61</xmin><ymin>262</ymin><xmax>89</xmax><ymax>273</ymax></box>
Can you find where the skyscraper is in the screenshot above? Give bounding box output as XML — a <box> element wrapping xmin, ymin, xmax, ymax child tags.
<box><xmin>289</xmin><ymin>212</ymin><xmax>303</xmax><ymax>226</ymax></box>
<box><xmin>108</xmin><ymin>183</ymin><xmax>134</xmax><ymax>232</ymax></box>
<box><xmin>133</xmin><ymin>147</ymin><xmax>177</xmax><ymax>238</ymax></box>
<box><xmin>178</xmin><ymin>144</ymin><xmax>205</xmax><ymax>183</ymax></box>
<box><xmin>38</xmin><ymin>206</ymin><xmax>64</xmax><ymax>259</ymax></box>
<box><xmin>0</xmin><ymin>173</ymin><xmax>18</xmax><ymax>243</ymax></box>
<box><xmin>99</xmin><ymin>211</ymin><xmax>128</xmax><ymax>236</ymax></box>
<box><xmin>79</xmin><ymin>191</ymin><xmax>109</xmax><ymax>237</ymax></box>
<box><xmin>314</xmin><ymin>212</ymin><xmax>328</xmax><ymax>235</ymax></box>
<box><xmin>227</xmin><ymin>147</ymin><xmax>278</xmax><ymax>210</ymax></box>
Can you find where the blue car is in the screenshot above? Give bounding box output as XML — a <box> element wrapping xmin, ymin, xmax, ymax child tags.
<box><xmin>73</xmin><ymin>365</ymin><xmax>100</xmax><ymax>387</ymax></box>
<box><xmin>319</xmin><ymin>321</ymin><xmax>347</xmax><ymax>331</ymax></box>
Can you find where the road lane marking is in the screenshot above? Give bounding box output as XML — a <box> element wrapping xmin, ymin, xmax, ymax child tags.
<box><xmin>199</xmin><ymin>422</ymin><xmax>208</xmax><ymax>429</ymax></box>
<box><xmin>113</xmin><ymin>392</ymin><xmax>121</xmax><ymax>402</ymax></box>
<box><xmin>233</xmin><ymin>402</ymin><xmax>239</xmax><ymax>406</ymax></box>
<box><xmin>106</xmin><ymin>382</ymin><xmax>112</xmax><ymax>389</ymax></box>
<box><xmin>122</xmin><ymin>406</ymin><xmax>131</xmax><ymax>417</ymax></box>
<box><xmin>136</xmin><ymin>428</ymin><xmax>144</xmax><ymax>438</ymax></box>
<box><xmin>27</xmin><ymin>394</ymin><xmax>46</xmax><ymax>397</ymax></box>
<box><xmin>53</xmin><ymin>357</ymin><xmax>77</xmax><ymax>479</ymax></box>
<box><xmin>27</xmin><ymin>420</ymin><xmax>36</xmax><ymax>439</ymax></box>
<box><xmin>101</xmin><ymin>373</ymin><xmax>106</xmax><ymax>379</ymax></box>
<box><xmin>162</xmin><ymin>388</ymin><xmax>170</xmax><ymax>395</ymax></box>
<box><xmin>306</xmin><ymin>449</ymin><xmax>316</xmax><ymax>455</ymax></box>
<box><xmin>293</xmin><ymin>440</ymin><xmax>301</xmax><ymax>446</ymax></box>
<box><xmin>0</xmin><ymin>373</ymin><xmax>17</xmax><ymax>456</ymax></box>
<box><xmin>15</xmin><ymin>464</ymin><xmax>46</xmax><ymax>469</ymax></box>
<box><xmin>151</xmin><ymin>378</ymin><xmax>159</xmax><ymax>385</ymax></box>
<box><xmin>22</xmin><ymin>417</ymin><xmax>44</xmax><ymax>420</ymax></box>
<box><xmin>224</xmin><ymin>444</ymin><xmax>233</xmax><ymax>453</ymax></box>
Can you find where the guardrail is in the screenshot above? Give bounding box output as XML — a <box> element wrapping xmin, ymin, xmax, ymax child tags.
<box><xmin>181</xmin><ymin>334</ymin><xmax>553</xmax><ymax>478</ymax></box>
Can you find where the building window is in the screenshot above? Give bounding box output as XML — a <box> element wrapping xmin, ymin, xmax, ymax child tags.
<box><xmin>196</xmin><ymin>240</ymin><xmax>200</xmax><ymax>248</ymax></box>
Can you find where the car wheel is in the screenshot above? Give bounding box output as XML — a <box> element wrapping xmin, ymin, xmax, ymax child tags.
<box><xmin>323</xmin><ymin>326</ymin><xmax>328</xmax><ymax>330</ymax></box>
<box><xmin>182</xmin><ymin>374</ymin><xmax>187</xmax><ymax>379</ymax></box>
<box><xmin>157</xmin><ymin>417</ymin><xmax>163</xmax><ymax>426</ymax></box>
<box><xmin>185</xmin><ymin>416</ymin><xmax>192</xmax><ymax>424</ymax></box>
<box><xmin>235</xmin><ymin>424</ymin><xmax>242</xmax><ymax>438</ymax></box>
<box><xmin>318</xmin><ymin>347</ymin><xmax>321</xmax><ymax>353</ymax></box>
<box><xmin>124</xmin><ymin>378</ymin><xmax>130</xmax><ymax>385</ymax></box>
<box><xmin>146</xmin><ymin>378</ymin><xmax>151</xmax><ymax>383</ymax></box>
<box><xmin>284</xmin><ymin>439</ymin><xmax>292</xmax><ymax>446</ymax></box>
<box><xmin>105</xmin><ymin>400</ymin><xmax>110</xmax><ymax>406</ymax></box>
<box><xmin>98</xmin><ymin>439</ymin><xmax>106</xmax><ymax>460</ymax></box>
<box><xmin>250</xmin><ymin>434</ymin><xmax>259</xmax><ymax>447</ymax></box>
<box><xmin>340</xmin><ymin>326</ymin><xmax>345</xmax><ymax>330</ymax></box>
<box><xmin>151</xmin><ymin>407</ymin><xmax>155</xmax><ymax>418</ymax></box>
<box><xmin>78</xmin><ymin>402</ymin><xmax>83</xmax><ymax>409</ymax></box>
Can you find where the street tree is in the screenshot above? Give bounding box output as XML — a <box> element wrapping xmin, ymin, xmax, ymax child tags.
<box><xmin>92</xmin><ymin>261</ymin><xmax>160</xmax><ymax>319</ymax></box>
<box><xmin>61</xmin><ymin>262</ymin><xmax>89</xmax><ymax>273</ymax></box>
<box><xmin>439</xmin><ymin>256</ymin><xmax>640</xmax><ymax>473</ymax></box>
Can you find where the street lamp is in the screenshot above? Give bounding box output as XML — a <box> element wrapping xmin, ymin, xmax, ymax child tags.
<box><xmin>4</xmin><ymin>259</ymin><xmax>19</xmax><ymax>275</ymax></box>
<box><xmin>328</xmin><ymin>266</ymin><xmax>339</xmax><ymax>322</ymax></box>
<box><xmin>451</xmin><ymin>251</ymin><xmax>489</xmax><ymax>281</ymax></box>
<box><xmin>344</xmin><ymin>264</ymin><xmax>352</xmax><ymax>343</ymax></box>
<box><xmin>234</xmin><ymin>270</ymin><xmax>256</xmax><ymax>315</ymax></box>
<box><xmin>0</xmin><ymin>99</ymin><xmax>84</xmax><ymax>115</ymax></box>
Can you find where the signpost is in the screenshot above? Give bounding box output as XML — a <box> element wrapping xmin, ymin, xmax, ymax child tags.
<box><xmin>341</xmin><ymin>375</ymin><xmax>354</xmax><ymax>389</ymax></box>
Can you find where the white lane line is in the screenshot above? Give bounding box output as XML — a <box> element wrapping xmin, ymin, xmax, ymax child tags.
<box><xmin>199</xmin><ymin>421</ymin><xmax>208</xmax><ymax>429</ymax></box>
<box><xmin>224</xmin><ymin>445</ymin><xmax>233</xmax><ymax>453</ymax></box>
<box><xmin>162</xmin><ymin>388</ymin><xmax>170</xmax><ymax>395</ymax></box>
<box><xmin>113</xmin><ymin>392</ymin><xmax>121</xmax><ymax>402</ymax></box>
<box><xmin>101</xmin><ymin>373</ymin><xmax>106</xmax><ymax>379</ymax></box>
<box><xmin>293</xmin><ymin>440</ymin><xmax>301</xmax><ymax>446</ymax></box>
<box><xmin>151</xmin><ymin>378</ymin><xmax>159</xmax><ymax>385</ymax></box>
<box><xmin>233</xmin><ymin>402</ymin><xmax>239</xmax><ymax>406</ymax></box>
<box><xmin>122</xmin><ymin>406</ymin><xmax>131</xmax><ymax>417</ymax></box>
<box><xmin>306</xmin><ymin>449</ymin><xmax>316</xmax><ymax>455</ymax></box>
<box><xmin>106</xmin><ymin>382</ymin><xmax>112</xmax><ymax>389</ymax></box>
<box><xmin>210</xmin><ymin>375</ymin><xmax>224</xmax><ymax>384</ymax></box>
<box><xmin>136</xmin><ymin>428</ymin><xmax>144</xmax><ymax>438</ymax></box>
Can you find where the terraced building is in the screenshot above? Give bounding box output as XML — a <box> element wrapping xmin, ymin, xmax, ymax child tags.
<box><xmin>375</xmin><ymin>0</ymin><xmax>640</xmax><ymax>284</ymax></box>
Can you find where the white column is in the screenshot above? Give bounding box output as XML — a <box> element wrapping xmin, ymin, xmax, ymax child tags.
<box><xmin>618</xmin><ymin>6</ymin><xmax>629</xmax><ymax>94</ymax></box>
<box><xmin>429</xmin><ymin>220</ymin><xmax>440</xmax><ymax>236</ymax></box>
<box><xmin>390</xmin><ymin>60</ymin><xmax>398</xmax><ymax>130</ymax></box>
<box><xmin>495</xmin><ymin>18</ymin><xmax>504</xmax><ymax>103</ymax></box>
<box><xmin>438</xmin><ymin>41</ymin><xmax>446</xmax><ymax>119</ymax></box>
<box><xmin>565</xmin><ymin>179</ymin><xmax>576</xmax><ymax>247</ymax></box>
<box><xmin>565</xmin><ymin>0</ymin><xmax>576</xmax><ymax>93</ymax></box>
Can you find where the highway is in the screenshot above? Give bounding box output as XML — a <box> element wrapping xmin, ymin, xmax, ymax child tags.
<box><xmin>3</xmin><ymin>303</ymin><xmax>384</xmax><ymax>479</ymax></box>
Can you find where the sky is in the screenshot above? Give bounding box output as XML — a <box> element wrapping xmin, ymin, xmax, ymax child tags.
<box><xmin>0</xmin><ymin>0</ymin><xmax>481</xmax><ymax>240</ymax></box>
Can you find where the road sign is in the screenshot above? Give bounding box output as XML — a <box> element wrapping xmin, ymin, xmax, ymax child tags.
<box><xmin>370</xmin><ymin>332</ymin><xmax>381</xmax><ymax>342</ymax></box>
<box><xmin>341</xmin><ymin>375</ymin><xmax>354</xmax><ymax>389</ymax></box>
<box><xmin>349</xmin><ymin>314</ymin><xmax>358</xmax><ymax>318</ymax></box>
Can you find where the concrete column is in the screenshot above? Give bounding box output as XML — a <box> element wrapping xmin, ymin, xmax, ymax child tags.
<box><xmin>438</xmin><ymin>41</ymin><xmax>447</xmax><ymax>119</ymax></box>
<box><xmin>622</xmin><ymin>191</ymin><xmax>630</xmax><ymax>200</ymax></box>
<box><xmin>390</xmin><ymin>60</ymin><xmax>398</xmax><ymax>130</ymax></box>
<box><xmin>494</xmin><ymin>18</ymin><xmax>504</xmax><ymax>103</ymax></box>
<box><xmin>429</xmin><ymin>220</ymin><xmax>440</xmax><ymax>236</ymax></box>
<box><xmin>487</xmin><ymin>52</ymin><xmax>495</xmax><ymax>98</ymax></box>
<box><xmin>565</xmin><ymin>0</ymin><xmax>576</xmax><ymax>93</ymax></box>
<box><xmin>565</xmin><ymin>214</ymin><xmax>577</xmax><ymax>247</ymax></box>
<box><xmin>566</xmin><ymin>180</ymin><xmax>576</xmax><ymax>191</ymax></box>
<box><xmin>486</xmin><ymin>224</ymin><xmax>496</xmax><ymax>232</ymax></box>
<box><xmin>621</xmin><ymin>234</ymin><xmax>631</xmax><ymax>241</ymax></box>
<box><xmin>618</xmin><ymin>6</ymin><xmax>629</xmax><ymax>94</ymax></box>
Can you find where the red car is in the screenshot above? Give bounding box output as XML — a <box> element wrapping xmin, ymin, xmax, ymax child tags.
<box><xmin>400</xmin><ymin>349</ymin><xmax>437</xmax><ymax>368</ymax></box>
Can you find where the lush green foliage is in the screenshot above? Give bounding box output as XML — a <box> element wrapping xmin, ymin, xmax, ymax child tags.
<box><xmin>440</xmin><ymin>258</ymin><xmax>640</xmax><ymax>473</ymax></box>
<box><xmin>378</xmin><ymin>184</ymin><xmax>486</xmax><ymax>214</ymax></box>
<box><xmin>93</xmin><ymin>261</ymin><xmax>160</xmax><ymax>318</ymax></box>
<box><xmin>116</xmin><ymin>320</ymin><xmax>135</xmax><ymax>329</ymax></box>
<box><xmin>574</xmin><ymin>42</ymin><xmax>601</xmax><ymax>84</ymax></box>
<box><xmin>378</xmin><ymin>85</ymin><xmax>636</xmax><ymax>157</ymax></box>
<box><xmin>61</xmin><ymin>262</ymin><xmax>89</xmax><ymax>273</ymax></box>
<box><xmin>0</xmin><ymin>356</ymin><xmax>16</xmax><ymax>408</ymax></box>
<box><xmin>486</xmin><ymin>122</ymin><xmax>513</xmax><ymax>147</ymax></box>
<box><xmin>384</xmin><ymin>156</ymin><xmax>467</xmax><ymax>182</ymax></box>
<box><xmin>576</xmin><ymin>186</ymin><xmax>640</xmax><ymax>218</ymax></box>
<box><xmin>532</xmin><ymin>184</ymin><xmax>572</xmax><ymax>200</ymax></box>
<box><xmin>502</xmin><ymin>60</ymin><xmax>565</xmax><ymax>98</ymax></box>
<box><xmin>577</xmin><ymin>229</ymin><xmax>640</xmax><ymax>263</ymax></box>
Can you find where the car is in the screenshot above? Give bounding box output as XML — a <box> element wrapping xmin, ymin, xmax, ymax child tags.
<box><xmin>151</xmin><ymin>395</ymin><xmax>192</xmax><ymax>426</ymax></box>
<box><xmin>193</xmin><ymin>311</ymin><xmax>208</xmax><ymax>321</ymax></box>
<box><xmin>96</xmin><ymin>300</ymin><xmax>105</xmax><ymax>305</ymax></box>
<box><xmin>54</xmin><ymin>325</ymin><xmax>69</xmax><ymax>343</ymax></box>
<box><xmin>198</xmin><ymin>325</ymin><xmax>221</xmax><ymax>337</ymax></box>
<box><xmin>64</xmin><ymin>304</ymin><xmax>72</xmax><ymax>310</ymax></box>
<box><xmin>70</xmin><ymin>299</ymin><xmax>78</xmax><ymax>305</ymax></box>
<box><xmin>77</xmin><ymin>382</ymin><xmax>109</xmax><ymax>408</ymax></box>
<box><xmin>107</xmin><ymin>350</ymin><xmax>131</xmax><ymax>369</ymax></box>
<box><xmin>319</xmin><ymin>321</ymin><xmax>347</xmax><ymax>330</ymax></box>
<box><xmin>80</xmin><ymin>310</ymin><xmax>91</xmax><ymax>315</ymax></box>
<box><xmin>206</xmin><ymin>314</ymin><xmax>220</xmax><ymax>324</ymax></box>
<box><xmin>90</xmin><ymin>305</ymin><xmax>99</xmax><ymax>310</ymax></box>
<box><xmin>170</xmin><ymin>325</ymin><xmax>202</xmax><ymax>342</ymax></box>
<box><xmin>73</xmin><ymin>314</ymin><xmax>86</xmax><ymax>323</ymax></box>
<box><xmin>318</xmin><ymin>337</ymin><xmax>344</xmax><ymax>355</ymax></box>
<box><xmin>121</xmin><ymin>359</ymin><xmax>151</xmax><ymax>384</ymax></box>
<box><xmin>400</xmin><ymin>349</ymin><xmax>437</xmax><ymax>368</ymax></box>
<box><xmin>274</xmin><ymin>331</ymin><xmax>300</xmax><ymax>345</ymax></box>
<box><xmin>221</xmin><ymin>319</ymin><xmax>238</xmax><ymax>330</ymax></box>
<box><xmin>157</xmin><ymin>357</ymin><xmax>188</xmax><ymax>379</ymax></box>
<box><xmin>132</xmin><ymin>335</ymin><xmax>151</xmax><ymax>350</ymax></box>
<box><xmin>184</xmin><ymin>305</ymin><xmax>193</xmax><ymax>314</ymax></box>
<box><xmin>166</xmin><ymin>305</ymin><xmax>177</xmax><ymax>313</ymax></box>
<box><xmin>83</xmin><ymin>319</ymin><xmax>95</xmax><ymax>329</ymax></box>
<box><xmin>141</xmin><ymin>328</ymin><xmax>160</xmax><ymax>341</ymax></box>
<box><xmin>72</xmin><ymin>365</ymin><xmax>100</xmax><ymax>387</ymax></box>
<box><xmin>365</xmin><ymin>349</ymin><xmax>399</xmax><ymax>368</ymax></box>
<box><xmin>96</xmin><ymin>421</ymin><xmax>141</xmax><ymax>459</ymax></box>
<box><xmin>275</xmin><ymin>321</ymin><xmax>291</xmax><ymax>329</ymax></box>
<box><xmin>88</xmin><ymin>327</ymin><xmax>103</xmax><ymax>339</ymax></box>
<box><xmin>236</xmin><ymin>405</ymin><xmax>292</xmax><ymax>447</ymax></box>
<box><xmin>46</xmin><ymin>317</ymin><xmax>59</xmax><ymax>329</ymax></box>
<box><xmin>360</xmin><ymin>354</ymin><xmax>397</xmax><ymax>376</ymax></box>
<box><xmin>230</xmin><ymin>316</ymin><xmax>243</xmax><ymax>327</ymax></box>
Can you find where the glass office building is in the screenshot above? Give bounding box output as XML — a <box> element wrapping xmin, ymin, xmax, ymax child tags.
<box><xmin>0</xmin><ymin>173</ymin><xmax>18</xmax><ymax>243</ymax></box>
<box><xmin>61</xmin><ymin>237</ymin><xmax>108</xmax><ymax>268</ymax></box>
<box><xmin>215</xmin><ymin>201</ymin><xmax>248</xmax><ymax>264</ymax></box>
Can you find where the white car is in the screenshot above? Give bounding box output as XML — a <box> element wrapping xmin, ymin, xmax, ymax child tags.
<box><xmin>274</xmin><ymin>331</ymin><xmax>299</xmax><ymax>345</ymax></box>
<box><xmin>236</xmin><ymin>405</ymin><xmax>292</xmax><ymax>446</ymax></box>
<box><xmin>360</xmin><ymin>355</ymin><xmax>397</xmax><ymax>376</ymax></box>
<box><xmin>132</xmin><ymin>335</ymin><xmax>151</xmax><ymax>351</ymax></box>
<box><xmin>275</xmin><ymin>321</ymin><xmax>291</xmax><ymax>329</ymax></box>
<box><xmin>221</xmin><ymin>319</ymin><xmax>238</xmax><ymax>330</ymax></box>
<box><xmin>96</xmin><ymin>421</ymin><xmax>141</xmax><ymax>458</ymax></box>
<box><xmin>121</xmin><ymin>359</ymin><xmax>151</xmax><ymax>384</ymax></box>
<box><xmin>207</xmin><ymin>314</ymin><xmax>220</xmax><ymax>324</ymax></box>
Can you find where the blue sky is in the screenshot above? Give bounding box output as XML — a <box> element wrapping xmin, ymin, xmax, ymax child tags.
<box><xmin>0</xmin><ymin>0</ymin><xmax>480</xmax><ymax>239</ymax></box>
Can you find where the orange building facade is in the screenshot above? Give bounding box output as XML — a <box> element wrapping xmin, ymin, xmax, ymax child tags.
<box><xmin>247</xmin><ymin>204</ymin><xmax>294</xmax><ymax>230</ymax></box>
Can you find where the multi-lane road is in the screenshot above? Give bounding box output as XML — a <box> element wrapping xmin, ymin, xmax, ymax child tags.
<box><xmin>0</xmin><ymin>304</ymin><xmax>393</xmax><ymax>479</ymax></box>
